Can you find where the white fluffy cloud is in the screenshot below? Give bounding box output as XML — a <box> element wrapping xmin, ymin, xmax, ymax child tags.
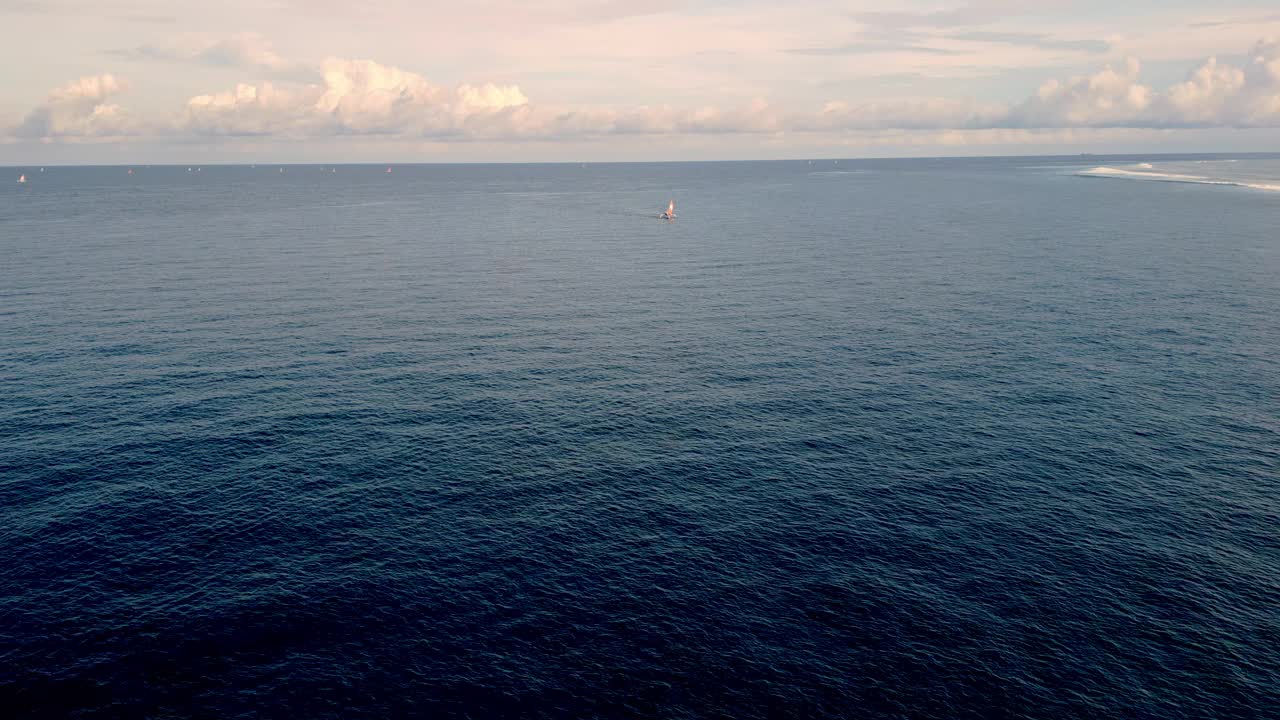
<box><xmin>1162</xmin><ymin>57</ymin><xmax>1247</xmax><ymax>126</ymax></box>
<box><xmin>12</xmin><ymin>74</ymin><xmax>139</xmax><ymax>138</ymax></box>
<box><xmin>183</xmin><ymin>58</ymin><xmax>535</xmax><ymax>138</ymax></box>
<box><xmin>1009</xmin><ymin>58</ymin><xmax>1154</xmax><ymax>127</ymax></box>
<box><xmin>1003</xmin><ymin>38</ymin><xmax>1280</xmax><ymax>129</ymax></box>
<box><xmin>1164</xmin><ymin>38</ymin><xmax>1280</xmax><ymax>127</ymax></box>
<box><xmin>185</xmin><ymin>82</ymin><xmax>316</xmax><ymax>136</ymax></box>
<box><xmin>11</xmin><ymin>39</ymin><xmax>1280</xmax><ymax>143</ymax></box>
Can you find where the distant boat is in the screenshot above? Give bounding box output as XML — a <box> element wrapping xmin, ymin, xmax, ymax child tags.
<box><xmin>17</xmin><ymin>174</ymin><xmax>27</xmax><ymax>184</ymax></box>
<box><xmin>386</xmin><ymin>167</ymin><xmax>392</xmax><ymax>173</ymax></box>
<box><xmin>127</xmin><ymin>168</ymin><xmax>133</xmax><ymax>175</ymax></box>
<box><xmin>661</xmin><ymin>199</ymin><xmax>676</xmax><ymax>220</ymax></box>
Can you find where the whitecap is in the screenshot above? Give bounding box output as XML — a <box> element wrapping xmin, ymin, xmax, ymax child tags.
<box><xmin>1077</xmin><ymin>166</ymin><xmax>1280</xmax><ymax>193</ymax></box>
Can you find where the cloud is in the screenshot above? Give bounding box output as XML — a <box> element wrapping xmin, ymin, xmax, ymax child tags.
<box><xmin>185</xmin><ymin>82</ymin><xmax>318</xmax><ymax>136</ymax></box>
<box><xmin>1008</xmin><ymin>58</ymin><xmax>1154</xmax><ymax>127</ymax></box>
<box><xmin>855</xmin><ymin>1</ymin><xmax>1038</xmax><ymax>30</ymax></box>
<box><xmin>110</xmin><ymin>32</ymin><xmax>312</xmax><ymax>79</ymax></box>
<box><xmin>1191</xmin><ymin>13</ymin><xmax>1280</xmax><ymax>29</ymax></box>
<box><xmin>11</xmin><ymin>39</ymin><xmax>1280</xmax><ymax>144</ymax></box>
<box><xmin>185</xmin><ymin>58</ymin><xmax>531</xmax><ymax>137</ymax></box>
<box><xmin>1161</xmin><ymin>57</ymin><xmax>1248</xmax><ymax>126</ymax></box>
<box><xmin>788</xmin><ymin>40</ymin><xmax>964</xmax><ymax>57</ymax></box>
<box><xmin>796</xmin><ymin>98</ymin><xmax>1006</xmax><ymax>131</ymax></box>
<box><xmin>947</xmin><ymin>31</ymin><xmax>1109</xmax><ymax>54</ymax></box>
<box><xmin>789</xmin><ymin>25</ymin><xmax>1107</xmax><ymax>59</ymax></box>
<box><xmin>11</xmin><ymin>74</ymin><xmax>140</xmax><ymax>138</ymax></box>
<box><xmin>1145</xmin><ymin>40</ymin><xmax>1274</xmax><ymax>126</ymax></box>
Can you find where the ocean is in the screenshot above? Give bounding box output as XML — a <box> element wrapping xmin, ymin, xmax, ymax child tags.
<box><xmin>2</xmin><ymin>156</ymin><xmax>1278</xmax><ymax>718</ymax></box>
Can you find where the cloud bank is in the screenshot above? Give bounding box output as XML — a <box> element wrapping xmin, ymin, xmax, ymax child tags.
<box><xmin>8</xmin><ymin>39</ymin><xmax>1280</xmax><ymax>145</ymax></box>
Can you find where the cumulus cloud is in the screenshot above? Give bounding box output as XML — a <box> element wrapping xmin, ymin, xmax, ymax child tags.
<box><xmin>186</xmin><ymin>82</ymin><xmax>317</xmax><ymax>136</ymax></box>
<box><xmin>185</xmin><ymin>58</ymin><xmax>532</xmax><ymax>138</ymax></box>
<box><xmin>1003</xmin><ymin>38</ymin><xmax>1280</xmax><ymax>128</ymax></box>
<box><xmin>1161</xmin><ymin>57</ymin><xmax>1247</xmax><ymax>126</ymax></box>
<box><xmin>11</xmin><ymin>74</ymin><xmax>140</xmax><ymax>138</ymax></box>
<box><xmin>1229</xmin><ymin>38</ymin><xmax>1280</xmax><ymax>125</ymax></box>
<box><xmin>1008</xmin><ymin>58</ymin><xmax>1154</xmax><ymax>127</ymax></box>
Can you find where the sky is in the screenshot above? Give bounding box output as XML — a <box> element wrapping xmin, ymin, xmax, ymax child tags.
<box><xmin>3</xmin><ymin>0</ymin><xmax>1280</xmax><ymax>162</ymax></box>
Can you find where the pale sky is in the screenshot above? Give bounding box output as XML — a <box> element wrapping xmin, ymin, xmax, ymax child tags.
<box><xmin>3</xmin><ymin>0</ymin><xmax>1280</xmax><ymax>162</ymax></box>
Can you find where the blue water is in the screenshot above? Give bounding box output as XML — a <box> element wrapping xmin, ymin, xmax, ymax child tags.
<box><xmin>2</xmin><ymin>157</ymin><xmax>1278</xmax><ymax>718</ymax></box>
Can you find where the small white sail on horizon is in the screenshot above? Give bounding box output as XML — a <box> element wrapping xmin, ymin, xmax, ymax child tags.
<box><xmin>661</xmin><ymin>199</ymin><xmax>676</xmax><ymax>220</ymax></box>
<box><xmin>17</xmin><ymin>174</ymin><xmax>27</xmax><ymax>184</ymax></box>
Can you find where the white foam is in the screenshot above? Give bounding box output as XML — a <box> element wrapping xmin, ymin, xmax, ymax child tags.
<box><xmin>1077</xmin><ymin>166</ymin><xmax>1280</xmax><ymax>193</ymax></box>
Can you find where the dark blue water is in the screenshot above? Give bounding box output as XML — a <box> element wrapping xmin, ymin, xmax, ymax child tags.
<box><xmin>3</xmin><ymin>157</ymin><xmax>1278</xmax><ymax>718</ymax></box>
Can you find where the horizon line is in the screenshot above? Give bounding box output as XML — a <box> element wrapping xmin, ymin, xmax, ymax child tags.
<box><xmin>6</xmin><ymin>150</ymin><xmax>1280</xmax><ymax>169</ymax></box>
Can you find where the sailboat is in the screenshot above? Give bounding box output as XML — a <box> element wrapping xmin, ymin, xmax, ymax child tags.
<box><xmin>17</xmin><ymin>174</ymin><xmax>27</xmax><ymax>184</ymax></box>
<box><xmin>661</xmin><ymin>199</ymin><xmax>676</xmax><ymax>220</ymax></box>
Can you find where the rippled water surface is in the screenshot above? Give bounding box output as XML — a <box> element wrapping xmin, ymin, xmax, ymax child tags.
<box><xmin>2</xmin><ymin>157</ymin><xmax>1278</xmax><ymax>718</ymax></box>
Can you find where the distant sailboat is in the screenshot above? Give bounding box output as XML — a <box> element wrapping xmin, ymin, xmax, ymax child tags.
<box><xmin>386</xmin><ymin>167</ymin><xmax>393</xmax><ymax>173</ymax></box>
<box><xmin>661</xmin><ymin>199</ymin><xmax>676</xmax><ymax>220</ymax></box>
<box><xmin>127</xmin><ymin>168</ymin><xmax>134</xmax><ymax>175</ymax></box>
<box><xmin>17</xmin><ymin>174</ymin><xmax>27</xmax><ymax>184</ymax></box>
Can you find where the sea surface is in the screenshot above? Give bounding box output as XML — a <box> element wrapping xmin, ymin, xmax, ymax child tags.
<box><xmin>2</xmin><ymin>156</ymin><xmax>1278</xmax><ymax>718</ymax></box>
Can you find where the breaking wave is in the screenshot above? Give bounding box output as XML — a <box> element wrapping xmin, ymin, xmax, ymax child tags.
<box><xmin>1077</xmin><ymin>161</ymin><xmax>1280</xmax><ymax>193</ymax></box>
